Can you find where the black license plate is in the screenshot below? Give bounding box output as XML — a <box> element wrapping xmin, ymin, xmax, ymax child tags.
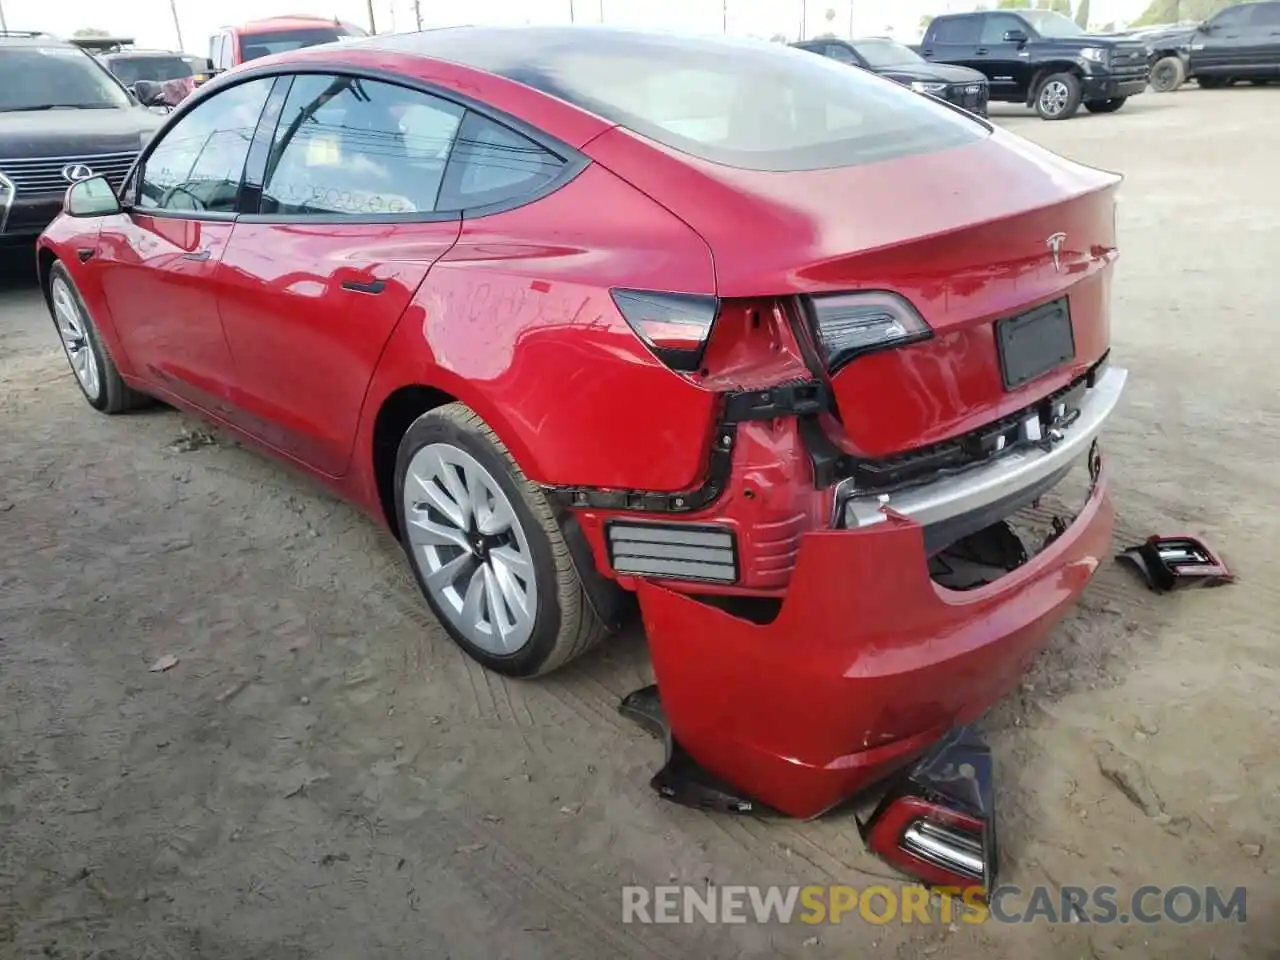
<box><xmin>995</xmin><ymin>298</ymin><xmax>1075</xmax><ymax>390</ymax></box>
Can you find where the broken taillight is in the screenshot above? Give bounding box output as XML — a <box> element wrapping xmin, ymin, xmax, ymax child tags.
<box><xmin>611</xmin><ymin>289</ymin><xmax>720</xmax><ymax>372</ymax></box>
<box><xmin>805</xmin><ymin>291</ymin><xmax>932</xmax><ymax>373</ymax></box>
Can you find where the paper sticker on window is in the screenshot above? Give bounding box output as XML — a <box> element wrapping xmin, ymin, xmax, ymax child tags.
<box><xmin>305</xmin><ymin>134</ymin><xmax>341</xmax><ymax>166</ymax></box>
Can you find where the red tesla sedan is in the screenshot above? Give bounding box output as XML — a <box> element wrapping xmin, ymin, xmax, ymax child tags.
<box><xmin>38</xmin><ymin>26</ymin><xmax>1126</xmax><ymax>823</ymax></box>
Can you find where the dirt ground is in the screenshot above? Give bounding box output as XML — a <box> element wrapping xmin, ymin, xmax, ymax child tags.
<box><xmin>2</xmin><ymin>87</ymin><xmax>1278</xmax><ymax>960</ymax></box>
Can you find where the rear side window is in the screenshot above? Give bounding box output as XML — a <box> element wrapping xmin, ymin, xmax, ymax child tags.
<box><xmin>510</xmin><ymin>39</ymin><xmax>984</xmax><ymax>172</ymax></box>
<box><xmin>437</xmin><ymin>112</ymin><xmax>565</xmax><ymax>210</ymax></box>
<box><xmin>931</xmin><ymin>16</ymin><xmax>982</xmax><ymax>44</ymax></box>
<box><xmin>824</xmin><ymin>44</ymin><xmax>857</xmax><ymax>64</ymax></box>
<box><xmin>261</xmin><ymin>74</ymin><xmax>463</xmax><ymax>217</ymax></box>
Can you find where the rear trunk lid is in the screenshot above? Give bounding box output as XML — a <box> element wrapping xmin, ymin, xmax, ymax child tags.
<box><xmin>586</xmin><ymin>126</ymin><xmax>1120</xmax><ymax>458</ymax></box>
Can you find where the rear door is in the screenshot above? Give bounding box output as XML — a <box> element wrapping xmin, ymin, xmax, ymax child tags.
<box><xmin>214</xmin><ymin>73</ymin><xmax>465</xmax><ymax>475</ymax></box>
<box><xmin>1247</xmin><ymin>1</ymin><xmax>1280</xmax><ymax>75</ymax></box>
<box><xmin>921</xmin><ymin>15</ymin><xmax>985</xmax><ymax>75</ymax></box>
<box><xmin>97</xmin><ymin>76</ymin><xmax>274</xmax><ymax>414</ymax></box>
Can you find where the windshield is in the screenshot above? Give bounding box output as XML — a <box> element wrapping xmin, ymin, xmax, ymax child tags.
<box><xmin>239</xmin><ymin>25</ymin><xmax>365</xmax><ymax>61</ymax></box>
<box><xmin>0</xmin><ymin>46</ymin><xmax>132</xmax><ymax>111</ymax></box>
<box><xmin>109</xmin><ymin>56</ymin><xmax>193</xmax><ymax>85</ymax></box>
<box><xmin>1018</xmin><ymin>10</ymin><xmax>1087</xmax><ymax>38</ymax></box>
<box><xmin>850</xmin><ymin>39</ymin><xmax>925</xmax><ymax>68</ymax></box>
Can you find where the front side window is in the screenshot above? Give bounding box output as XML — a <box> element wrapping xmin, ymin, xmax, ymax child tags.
<box><xmin>138</xmin><ymin>77</ymin><xmax>273</xmax><ymax>214</ymax></box>
<box><xmin>0</xmin><ymin>46</ymin><xmax>131</xmax><ymax>112</ymax></box>
<box><xmin>261</xmin><ymin>74</ymin><xmax>463</xmax><ymax>217</ymax></box>
<box><xmin>437</xmin><ymin>112</ymin><xmax>565</xmax><ymax>210</ymax></box>
<box><xmin>1016</xmin><ymin>10</ymin><xmax>1085</xmax><ymax>38</ymax></box>
<box><xmin>1251</xmin><ymin>2</ymin><xmax>1280</xmax><ymax>26</ymax></box>
<box><xmin>980</xmin><ymin>14</ymin><xmax>1029</xmax><ymax>45</ymax></box>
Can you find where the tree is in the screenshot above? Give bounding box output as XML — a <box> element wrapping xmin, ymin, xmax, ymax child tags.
<box><xmin>769</xmin><ymin>32</ymin><xmax>789</xmax><ymax>42</ymax></box>
<box><xmin>824</xmin><ymin>7</ymin><xmax>836</xmax><ymax>26</ymax></box>
<box><xmin>73</xmin><ymin>27</ymin><xmax>110</xmax><ymax>37</ymax></box>
<box><xmin>919</xmin><ymin>14</ymin><xmax>934</xmax><ymax>31</ymax></box>
<box><xmin>1075</xmin><ymin>0</ymin><xmax>1090</xmax><ymax>27</ymax></box>
<box><xmin>1132</xmin><ymin>0</ymin><xmax>1232</xmax><ymax>26</ymax></box>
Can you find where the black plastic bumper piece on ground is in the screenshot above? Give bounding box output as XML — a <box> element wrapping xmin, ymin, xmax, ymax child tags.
<box><xmin>618</xmin><ymin>685</ymin><xmax>767</xmax><ymax>816</ymax></box>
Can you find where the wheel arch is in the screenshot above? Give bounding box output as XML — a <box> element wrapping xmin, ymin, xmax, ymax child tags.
<box><xmin>1026</xmin><ymin>62</ymin><xmax>1085</xmax><ymax>105</ymax></box>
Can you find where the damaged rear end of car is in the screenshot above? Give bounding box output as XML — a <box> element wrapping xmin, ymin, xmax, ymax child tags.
<box><xmin>522</xmin><ymin>33</ymin><xmax>1126</xmax><ymax>888</ymax></box>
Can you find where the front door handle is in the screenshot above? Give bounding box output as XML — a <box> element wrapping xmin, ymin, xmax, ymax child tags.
<box><xmin>341</xmin><ymin>278</ymin><xmax>386</xmax><ymax>295</ymax></box>
<box><xmin>975</xmin><ymin>47</ymin><xmax>989</xmax><ymax>54</ymax></box>
<box><xmin>182</xmin><ymin>249</ymin><xmax>211</xmax><ymax>261</ymax></box>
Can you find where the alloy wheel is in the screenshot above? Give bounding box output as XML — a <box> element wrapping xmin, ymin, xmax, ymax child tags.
<box><xmin>1039</xmin><ymin>80</ymin><xmax>1070</xmax><ymax>117</ymax></box>
<box><xmin>403</xmin><ymin>442</ymin><xmax>538</xmax><ymax>655</ymax></box>
<box><xmin>51</xmin><ymin>277</ymin><xmax>101</xmax><ymax>401</ymax></box>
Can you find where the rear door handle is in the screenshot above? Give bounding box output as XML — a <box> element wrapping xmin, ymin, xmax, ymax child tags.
<box><xmin>975</xmin><ymin>47</ymin><xmax>989</xmax><ymax>54</ymax></box>
<box><xmin>182</xmin><ymin>249</ymin><xmax>211</xmax><ymax>261</ymax></box>
<box><xmin>341</xmin><ymin>278</ymin><xmax>386</xmax><ymax>295</ymax></box>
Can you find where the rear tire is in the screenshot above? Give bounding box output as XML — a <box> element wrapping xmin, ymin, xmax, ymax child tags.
<box><xmin>1084</xmin><ymin>97</ymin><xmax>1128</xmax><ymax>114</ymax></box>
<box><xmin>1035</xmin><ymin>72</ymin><xmax>1083</xmax><ymax>120</ymax></box>
<box><xmin>47</xmin><ymin>261</ymin><xmax>150</xmax><ymax>414</ymax></box>
<box><xmin>394</xmin><ymin>402</ymin><xmax>606</xmax><ymax>677</ymax></box>
<box><xmin>1149</xmin><ymin>55</ymin><xmax>1185</xmax><ymax>93</ymax></box>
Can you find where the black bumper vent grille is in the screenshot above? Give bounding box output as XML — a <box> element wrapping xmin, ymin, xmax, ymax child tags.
<box><xmin>606</xmin><ymin>522</ymin><xmax>738</xmax><ymax>584</ymax></box>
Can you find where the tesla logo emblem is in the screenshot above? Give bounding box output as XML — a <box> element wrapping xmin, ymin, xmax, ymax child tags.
<box><xmin>1046</xmin><ymin>232</ymin><xmax>1067</xmax><ymax>273</ymax></box>
<box><xmin>61</xmin><ymin>163</ymin><xmax>94</xmax><ymax>183</ymax></box>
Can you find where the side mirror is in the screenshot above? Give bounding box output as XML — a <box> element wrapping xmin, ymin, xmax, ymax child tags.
<box><xmin>64</xmin><ymin>175</ymin><xmax>122</xmax><ymax>218</ymax></box>
<box><xmin>1199</xmin><ymin>21</ymin><xmax>1213</xmax><ymax>32</ymax></box>
<box><xmin>132</xmin><ymin>80</ymin><xmax>166</xmax><ymax>106</ymax></box>
<box><xmin>1003</xmin><ymin>29</ymin><xmax>1029</xmax><ymax>43</ymax></box>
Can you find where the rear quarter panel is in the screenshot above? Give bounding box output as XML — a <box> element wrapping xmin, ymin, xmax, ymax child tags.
<box><xmin>356</xmin><ymin>162</ymin><xmax>719</xmax><ymax>494</ymax></box>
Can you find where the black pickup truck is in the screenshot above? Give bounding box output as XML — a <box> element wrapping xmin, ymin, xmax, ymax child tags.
<box><xmin>916</xmin><ymin>8</ymin><xmax>1150</xmax><ymax>119</ymax></box>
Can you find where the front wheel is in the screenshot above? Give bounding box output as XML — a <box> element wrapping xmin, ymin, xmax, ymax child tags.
<box><xmin>47</xmin><ymin>261</ymin><xmax>150</xmax><ymax>413</ymax></box>
<box><xmin>1035</xmin><ymin>73</ymin><xmax>1083</xmax><ymax>120</ymax></box>
<box><xmin>1149</xmin><ymin>55</ymin><xmax>1186</xmax><ymax>93</ymax></box>
<box><xmin>1085</xmin><ymin>97</ymin><xmax>1128</xmax><ymax>114</ymax></box>
<box><xmin>394</xmin><ymin>402</ymin><xmax>606</xmax><ymax>677</ymax></box>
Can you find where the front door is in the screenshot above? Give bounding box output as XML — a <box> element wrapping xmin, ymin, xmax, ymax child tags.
<box><xmin>97</xmin><ymin>76</ymin><xmax>275</xmax><ymax>414</ymax></box>
<box><xmin>976</xmin><ymin>13</ymin><xmax>1031</xmax><ymax>100</ymax></box>
<box><xmin>215</xmin><ymin>73</ymin><xmax>465</xmax><ymax>476</ymax></box>
<box><xmin>1192</xmin><ymin>4</ymin><xmax>1257</xmax><ymax>76</ymax></box>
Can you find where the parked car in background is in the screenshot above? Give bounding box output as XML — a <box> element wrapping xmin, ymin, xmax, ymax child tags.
<box><xmin>78</xmin><ymin>40</ymin><xmax>214</xmax><ymax>110</ymax></box>
<box><xmin>1125</xmin><ymin>24</ymin><xmax>1198</xmax><ymax>92</ymax></box>
<box><xmin>793</xmin><ymin>37</ymin><xmax>989</xmax><ymax>115</ymax></box>
<box><xmin>208</xmin><ymin>15</ymin><xmax>368</xmax><ymax>72</ymax></box>
<box><xmin>37</xmin><ymin>27</ymin><xmax>1126</xmax><ymax>829</ymax></box>
<box><xmin>0</xmin><ymin>31</ymin><xmax>161</xmax><ymax>250</ymax></box>
<box><xmin>1187</xmin><ymin>0</ymin><xmax>1280</xmax><ymax>88</ymax></box>
<box><xmin>917</xmin><ymin>9</ymin><xmax>1150</xmax><ymax>119</ymax></box>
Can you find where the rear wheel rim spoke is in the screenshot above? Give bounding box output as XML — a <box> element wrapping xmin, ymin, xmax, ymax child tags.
<box><xmin>52</xmin><ymin>279</ymin><xmax>100</xmax><ymax>400</ymax></box>
<box><xmin>404</xmin><ymin>440</ymin><xmax>539</xmax><ymax>655</ymax></box>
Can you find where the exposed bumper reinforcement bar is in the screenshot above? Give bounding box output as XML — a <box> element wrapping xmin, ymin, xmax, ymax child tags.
<box><xmin>839</xmin><ymin>366</ymin><xmax>1127</xmax><ymax>542</ymax></box>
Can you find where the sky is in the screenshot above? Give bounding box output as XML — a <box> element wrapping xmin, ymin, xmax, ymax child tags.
<box><xmin>1</xmin><ymin>0</ymin><xmax>1152</xmax><ymax>57</ymax></box>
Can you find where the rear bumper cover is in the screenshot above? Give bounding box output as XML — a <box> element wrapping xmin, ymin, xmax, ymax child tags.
<box><xmin>635</xmin><ymin>416</ymin><xmax>1118</xmax><ymax>818</ymax></box>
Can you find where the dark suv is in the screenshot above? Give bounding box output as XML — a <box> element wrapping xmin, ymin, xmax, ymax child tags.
<box><xmin>1189</xmin><ymin>1</ymin><xmax>1280</xmax><ymax>87</ymax></box>
<box><xmin>0</xmin><ymin>32</ymin><xmax>162</xmax><ymax>249</ymax></box>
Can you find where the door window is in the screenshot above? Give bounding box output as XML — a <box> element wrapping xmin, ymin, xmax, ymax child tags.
<box><xmin>980</xmin><ymin>14</ymin><xmax>1027</xmax><ymax>45</ymax></box>
<box><xmin>260</xmin><ymin>74</ymin><xmax>464</xmax><ymax>217</ymax></box>
<box><xmin>437</xmin><ymin>112</ymin><xmax>566</xmax><ymax>210</ymax></box>
<box><xmin>824</xmin><ymin>44</ymin><xmax>858</xmax><ymax>64</ymax></box>
<box><xmin>1249</xmin><ymin>2</ymin><xmax>1280</xmax><ymax>26</ymax></box>
<box><xmin>931</xmin><ymin>16</ymin><xmax>982</xmax><ymax>44</ymax></box>
<box><xmin>1209</xmin><ymin>5</ymin><xmax>1253</xmax><ymax>29</ymax></box>
<box><xmin>137</xmin><ymin>77</ymin><xmax>273</xmax><ymax>214</ymax></box>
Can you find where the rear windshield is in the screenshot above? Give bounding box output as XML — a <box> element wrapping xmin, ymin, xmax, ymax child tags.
<box><xmin>239</xmin><ymin>26</ymin><xmax>365</xmax><ymax>61</ymax></box>
<box><xmin>109</xmin><ymin>56</ymin><xmax>193</xmax><ymax>84</ymax></box>
<box><xmin>474</xmin><ymin>32</ymin><xmax>986</xmax><ymax>172</ymax></box>
<box><xmin>0</xmin><ymin>46</ymin><xmax>131</xmax><ymax>112</ymax></box>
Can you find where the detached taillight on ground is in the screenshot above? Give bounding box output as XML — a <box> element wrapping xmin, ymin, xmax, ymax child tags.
<box><xmin>862</xmin><ymin>727</ymin><xmax>998</xmax><ymax>899</ymax></box>
<box><xmin>611</xmin><ymin>289</ymin><xmax>719</xmax><ymax>372</ymax></box>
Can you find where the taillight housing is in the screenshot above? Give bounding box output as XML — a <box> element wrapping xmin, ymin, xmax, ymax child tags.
<box><xmin>806</xmin><ymin>291</ymin><xmax>932</xmax><ymax>373</ymax></box>
<box><xmin>611</xmin><ymin>289</ymin><xmax>720</xmax><ymax>372</ymax></box>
